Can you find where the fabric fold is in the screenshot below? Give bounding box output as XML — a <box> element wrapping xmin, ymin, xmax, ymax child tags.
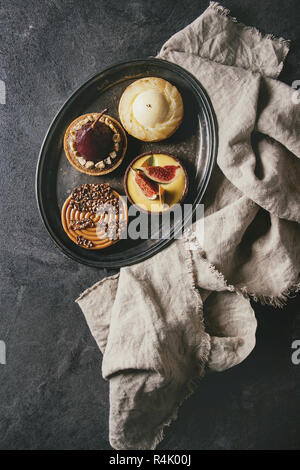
<box><xmin>77</xmin><ymin>239</ymin><xmax>257</xmax><ymax>449</ymax></box>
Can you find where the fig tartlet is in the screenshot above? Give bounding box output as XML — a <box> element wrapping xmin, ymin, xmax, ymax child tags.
<box><xmin>119</xmin><ymin>77</ymin><xmax>184</xmax><ymax>142</ymax></box>
<box><xmin>61</xmin><ymin>183</ymin><xmax>127</xmax><ymax>249</ymax></box>
<box><xmin>64</xmin><ymin>111</ymin><xmax>127</xmax><ymax>175</ymax></box>
<box><xmin>124</xmin><ymin>153</ymin><xmax>188</xmax><ymax>213</ymax></box>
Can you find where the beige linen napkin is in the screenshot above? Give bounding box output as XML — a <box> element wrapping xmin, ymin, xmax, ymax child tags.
<box><xmin>76</xmin><ymin>2</ymin><xmax>300</xmax><ymax>450</ymax></box>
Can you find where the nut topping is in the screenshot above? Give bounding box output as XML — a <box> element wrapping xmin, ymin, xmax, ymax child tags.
<box><xmin>76</xmin><ymin>236</ymin><xmax>94</xmax><ymax>248</ymax></box>
<box><xmin>95</xmin><ymin>160</ymin><xmax>105</xmax><ymax>169</ymax></box>
<box><xmin>69</xmin><ymin>218</ymin><xmax>95</xmax><ymax>230</ymax></box>
<box><xmin>78</xmin><ymin>157</ymin><xmax>86</xmax><ymax>166</ymax></box>
<box><xmin>70</xmin><ymin>183</ymin><xmax>118</xmax><ymax>214</ymax></box>
<box><xmin>113</xmin><ymin>133</ymin><xmax>121</xmax><ymax>143</ymax></box>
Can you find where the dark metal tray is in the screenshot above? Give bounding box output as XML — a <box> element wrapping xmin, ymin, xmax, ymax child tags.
<box><xmin>36</xmin><ymin>58</ymin><xmax>217</xmax><ymax>268</ymax></box>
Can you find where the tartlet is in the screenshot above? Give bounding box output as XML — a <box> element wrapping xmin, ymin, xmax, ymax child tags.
<box><xmin>64</xmin><ymin>112</ymin><xmax>127</xmax><ymax>175</ymax></box>
<box><xmin>124</xmin><ymin>152</ymin><xmax>188</xmax><ymax>213</ymax></box>
<box><xmin>61</xmin><ymin>183</ymin><xmax>127</xmax><ymax>250</ymax></box>
<box><xmin>119</xmin><ymin>77</ymin><xmax>184</xmax><ymax>142</ymax></box>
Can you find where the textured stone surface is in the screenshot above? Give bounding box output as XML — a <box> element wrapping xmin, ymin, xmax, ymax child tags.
<box><xmin>0</xmin><ymin>0</ymin><xmax>299</xmax><ymax>450</ymax></box>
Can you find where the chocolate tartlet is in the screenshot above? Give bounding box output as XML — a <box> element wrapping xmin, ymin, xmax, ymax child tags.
<box><xmin>64</xmin><ymin>112</ymin><xmax>127</xmax><ymax>175</ymax></box>
<box><xmin>61</xmin><ymin>183</ymin><xmax>128</xmax><ymax>249</ymax></box>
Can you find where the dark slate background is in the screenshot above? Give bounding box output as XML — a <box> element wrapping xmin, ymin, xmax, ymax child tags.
<box><xmin>0</xmin><ymin>0</ymin><xmax>299</xmax><ymax>450</ymax></box>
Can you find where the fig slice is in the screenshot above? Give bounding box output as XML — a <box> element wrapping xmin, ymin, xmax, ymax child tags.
<box><xmin>132</xmin><ymin>169</ymin><xmax>159</xmax><ymax>200</ymax></box>
<box><xmin>142</xmin><ymin>165</ymin><xmax>180</xmax><ymax>184</ymax></box>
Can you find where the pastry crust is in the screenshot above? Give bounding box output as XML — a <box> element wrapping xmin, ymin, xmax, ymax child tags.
<box><xmin>63</xmin><ymin>113</ymin><xmax>127</xmax><ymax>175</ymax></box>
<box><xmin>118</xmin><ymin>77</ymin><xmax>184</xmax><ymax>142</ymax></box>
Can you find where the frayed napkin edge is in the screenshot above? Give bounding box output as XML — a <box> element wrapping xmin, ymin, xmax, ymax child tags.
<box><xmin>209</xmin><ymin>1</ymin><xmax>290</xmax><ymax>78</ymax></box>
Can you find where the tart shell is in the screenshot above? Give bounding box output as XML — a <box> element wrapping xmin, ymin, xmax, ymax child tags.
<box><xmin>61</xmin><ymin>188</ymin><xmax>128</xmax><ymax>250</ymax></box>
<box><xmin>63</xmin><ymin>113</ymin><xmax>127</xmax><ymax>176</ymax></box>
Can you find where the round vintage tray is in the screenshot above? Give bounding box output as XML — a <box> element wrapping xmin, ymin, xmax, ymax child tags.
<box><xmin>36</xmin><ymin>58</ymin><xmax>217</xmax><ymax>268</ymax></box>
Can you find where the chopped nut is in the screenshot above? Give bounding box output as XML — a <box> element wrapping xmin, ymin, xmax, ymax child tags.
<box><xmin>113</xmin><ymin>133</ymin><xmax>121</xmax><ymax>143</ymax></box>
<box><xmin>70</xmin><ymin>183</ymin><xmax>119</xmax><ymax>214</ymax></box>
<box><xmin>71</xmin><ymin>141</ymin><xmax>77</xmax><ymax>151</ymax></box>
<box><xmin>105</xmin><ymin>157</ymin><xmax>112</xmax><ymax>165</ymax></box>
<box><xmin>95</xmin><ymin>161</ymin><xmax>105</xmax><ymax>169</ymax></box>
<box><xmin>76</xmin><ymin>235</ymin><xmax>94</xmax><ymax>248</ymax></box>
<box><xmin>69</xmin><ymin>218</ymin><xmax>95</xmax><ymax>230</ymax></box>
<box><xmin>78</xmin><ymin>157</ymin><xmax>86</xmax><ymax>166</ymax></box>
<box><xmin>109</xmin><ymin>151</ymin><xmax>117</xmax><ymax>159</ymax></box>
<box><xmin>114</xmin><ymin>142</ymin><xmax>120</xmax><ymax>152</ymax></box>
<box><xmin>85</xmin><ymin>161</ymin><xmax>94</xmax><ymax>169</ymax></box>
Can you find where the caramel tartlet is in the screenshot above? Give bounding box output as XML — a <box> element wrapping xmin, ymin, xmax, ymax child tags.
<box><xmin>64</xmin><ymin>112</ymin><xmax>127</xmax><ymax>175</ymax></box>
<box><xmin>61</xmin><ymin>183</ymin><xmax>127</xmax><ymax>249</ymax></box>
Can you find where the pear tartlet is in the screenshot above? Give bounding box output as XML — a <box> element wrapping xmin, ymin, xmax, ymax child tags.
<box><xmin>119</xmin><ymin>77</ymin><xmax>184</xmax><ymax>142</ymax></box>
<box><xmin>61</xmin><ymin>183</ymin><xmax>128</xmax><ymax>250</ymax></box>
<box><xmin>124</xmin><ymin>152</ymin><xmax>188</xmax><ymax>213</ymax></box>
<box><xmin>64</xmin><ymin>111</ymin><xmax>127</xmax><ymax>175</ymax></box>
